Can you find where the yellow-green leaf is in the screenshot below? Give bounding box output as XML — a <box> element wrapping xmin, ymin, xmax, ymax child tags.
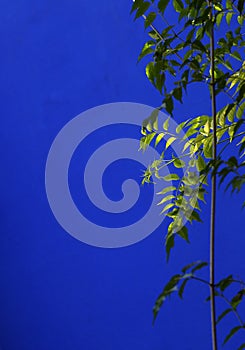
<box><xmin>166</xmin><ymin>136</ymin><xmax>176</xmax><ymax>149</ymax></box>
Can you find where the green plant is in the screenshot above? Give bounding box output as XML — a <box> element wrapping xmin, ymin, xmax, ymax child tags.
<box><xmin>131</xmin><ymin>0</ymin><xmax>245</xmax><ymax>349</ymax></box>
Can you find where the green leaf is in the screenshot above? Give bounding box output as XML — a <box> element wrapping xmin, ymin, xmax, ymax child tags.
<box><xmin>164</xmin><ymin>95</ymin><xmax>174</xmax><ymax>116</ymax></box>
<box><xmin>217</xmin><ymin>104</ymin><xmax>229</xmax><ymax>126</ymax></box>
<box><xmin>178</xmin><ymin>279</ymin><xmax>189</xmax><ymax>299</ymax></box>
<box><xmin>166</xmin><ymin>136</ymin><xmax>176</xmax><ymax>149</ymax></box>
<box><xmin>216</xmin><ymin>308</ymin><xmax>232</xmax><ymax>324</ymax></box>
<box><xmin>226</xmin><ymin>12</ymin><xmax>233</xmax><ymax>25</ymax></box>
<box><xmin>204</xmin><ymin>120</ymin><xmax>210</xmax><ymax>135</ymax></box>
<box><xmin>161</xmin><ymin>202</ymin><xmax>175</xmax><ymax>213</ymax></box>
<box><xmin>144</xmin><ymin>12</ymin><xmax>157</xmax><ymax>28</ymax></box>
<box><xmin>226</xmin><ymin>0</ymin><xmax>232</xmax><ymax>10</ymax></box>
<box><xmin>164</xmin><ymin>274</ymin><xmax>182</xmax><ymax>293</ymax></box>
<box><xmin>186</xmin><ymin>28</ymin><xmax>195</xmax><ymax>42</ymax></box>
<box><xmin>238</xmin><ymin>15</ymin><xmax>244</xmax><ymax>25</ymax></box>
<box><xmin>153</xmin><ymin>292</ymin><xmax>166</xmax><ymax>323</ymax></box>
<box><xmin>231</xmin><ymin>289</ymin><xmax>245</xmax><ymax>309</ymax></box>
<box><xmin>178</xmin><ymin>226</ymin><xmax>189</xmax><ymax>242</ymax></box>
<box><xmin>130</xmin><ymin>0</ymin><xmax>144</xmax><ymax>14</ymax></box>
<box><xmin>148</xmin><ymin>30</ymin><xmax>160</xmax><ymax>40</ymax></box>
<box><xmin>163</xmin><ymin>174</ymin><xmax>180</xmax><ymax>181</ymax></box>
<box><xmin>192</xmin><ymin>40</ymin><xmax>207</xmax><ymax>53</ymax></box>
<box><xmin>176</xmin><ymin>119</ymin><xmax>190</xmax><ymax>134</ymax></box>
<box><xmin>135</xmin><ymin>1</ymin><xmax>150</xmax><ymax>20</ymax></box>
<box><xmin>223</xmin><ymin>326</ymin><xmax>242</xmax><ymax>345</ymax></box>
<box><xmin>155</xmin><ymin>132</ymin><xmax>165</xmax><ymax>146</ymax></box>
<box><xmin>138</xmin><ymin>41</ymin><xmax>155</xmax><ymax>62</ymax></box>
<box><xmin>238</xmin><ymin>343</ymin><xmax>245</xmax><ymax>350</ymax></box>
<box><xmin>230</xmin><ymin>51</ymin><xmax>242</xmax><ymax>61</ymax></box>
<box><xmin>214</xmin><ymin>4</ymin><xmax>222</xmax><ymax>11</ymax></box>
<box><xmin>173</xmin><ymin>0</ymin><xmax>184</xmax><ymax>13</ymax></box>
<box><xmin>196</xmin><ymin>27</ymin><xmax>205</xmax><ymax>40</ymax></box>
<box><xmin>217</xmin><ymin>275</ymin><xmax>233</xmax><ymax>291</ymax></box>
<box><xmin>191</xmin><ymin>262</ymin><xmax>208</xmax><ymax>273</ymax></box>
<box><xmin>165</xmin><ymin>234</ymin><xmax>175</xmax><ymax>261</ymax></box>
<box><xmin>157</xmin><ymin>186</ymin><xmax>176</xmax><ymax>195</ymax></box>
<box><xmin>237</xmin><ymin>101</ymin><xmax>245</xmax><ymax>119</ymax></box>
<box><xmin>238</xmin><ymin>136</ymin><xmax>245</xmax><ymax>155</ymax></box>
<box><xmin>203</xmin><ymin>137</ymin><xmax>213</xmax><ymax>159</ymax></box>
<box><xmin>156</xmin><ymin>72</ymin><xmax>165</xmax><ymax>94</ymax></box>
<box><xmin>163</xmin><ymin>117</ymin><xmax>170</xmax><ymax>131</ymax></box>
<box><xmin>172</xmin><ymin>87</ymin><xmax>183</xmax><ymax>102</ymax></box>
<box><xmin>145</xmin><ymin>61</ymin><xmax>155</xmax><ymax>84</ymax></box>
<box><xmin>228</xmin><ymin>124</ymin><xmax>236</xmax><ymax>142</ymax></box>
<box><xmin>140</xmin><ymin>132</ymin><xmax>156</xmax><ymax>150</ymax></box>
<box><xmin>216</xmin><ymin>12</ymin><xmax>223</xmax><ymax>27</ymax></box>
<box><xmin>182</xmin><ymin>261</ymin><xmax>201</xmax><ymax>273</ymax></box>
<box><xmin>197</xmin><ymin>188</ymin><xmax>206</xmax><ymax>202</ymax></box>
<box><xmin>206</xmin><ymin>290</ymin><xmax>220</xmax><ymax>301</ymax></box>
<box><xmin>190</xmin><ymin>210</ymin><xmax>203</xmax><ymax>223</ymax></box>
<box><xmin>238</xmin><ymin>0</ymin><xmax>245</xmax><ymax>14</ymax></box>
<box><xmin>189</xmin><ymin>196</ymin><xmax>201</xmax><ymax>210</ymax></box>
<box><xmin>158</xmin><ymin>0</ymin><xmax>170</xmax><ymax>14</ymax></box>
<box><xmin>157</xmin><ymin>194</ymin><xmax>175</xmax><ymax>205</ymax></box>
<box><xmin>221</xmin><ymin>59</ymin><xmax>233</xmax><ymax>71</ymax></box>
<box><xmin>174</xmin><ymin>158</ymin><xmax>185</xmax><ymax>168</ymax></box>
<box><xmin>227</xmin><ymin>103</ymin><xmax>236</xmax><ymax>122</ymax></box>
<box><xmin>197</xmin><ymin>155</ymin><xmax>206</xmax><ymax>172</ymax></box>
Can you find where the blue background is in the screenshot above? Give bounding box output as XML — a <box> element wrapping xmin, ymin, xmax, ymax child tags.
<box><xmin>1</xmin><ymin>1</ymin><xmax>244</xmax><ymax>349</ymax></box>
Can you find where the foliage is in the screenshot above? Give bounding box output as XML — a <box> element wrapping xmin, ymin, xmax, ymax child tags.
<box><xmin>131</xmin><ymin>0</ymin><xmax>245</xmax><ymax>348</ymax></box>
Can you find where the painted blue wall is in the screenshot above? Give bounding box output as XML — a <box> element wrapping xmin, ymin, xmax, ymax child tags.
<box><xmin>1</xmin><ymin>1</ymin><xmax>244</xmax><ymax>349</ymax></box>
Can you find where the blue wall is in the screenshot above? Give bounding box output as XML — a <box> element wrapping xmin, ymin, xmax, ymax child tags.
<box><xmin>1</xmin><ymin>1</ymin><xmax>244</xmax><ymax>349</ymax></box>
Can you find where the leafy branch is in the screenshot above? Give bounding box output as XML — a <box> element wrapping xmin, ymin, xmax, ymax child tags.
<box><xmin>131</xmin><ymin>0</ymin><xmax>245</xmax><ymax>349</ymax></box>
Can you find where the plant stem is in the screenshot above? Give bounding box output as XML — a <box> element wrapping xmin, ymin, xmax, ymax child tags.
<box><xmin>191</xmin><ymin>275</ymin><xmax>211</xmax><ymax>286</ymax></box>
<box><xmin>221</xmin><ymin>293</ymin><xmax>245</xmax><ymax>329</ymax></box>
<box><xmin>209</xmin><ymin>2</ymin><xmax>218</xmax><ymax>350</ymax></box>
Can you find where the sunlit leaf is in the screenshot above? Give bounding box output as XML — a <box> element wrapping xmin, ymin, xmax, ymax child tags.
<box><xmin>163</xmin><ymin>174</ymin><xmax>180</xmax><ymax>181</ymax></box>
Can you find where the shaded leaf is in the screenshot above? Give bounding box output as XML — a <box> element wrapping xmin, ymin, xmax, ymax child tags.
<box><xmin>158</xmin><ymin>0</ymin><xmax>170</xmax><ymax>14</ymax></box>
<box><xmin>135</xmin><ymin>1</ymin><xmax>150</xmax><ymax>20</ymax></box>
<box><xmin>165</xmin><ymin>234</ymin><xmax>175</xmax><ymax>261</ymax></box>
<box><xmin>216</xmin><ymin>308</ymin><xmax>232</xmax><ymax>324</ymax></box>
<box><xmin>191</xmin><ymin>262</ymin><xmax>208</xmax><ymax>273</ymax></box>
<box><xmin>190</xmin><ymin>210</ymin><xmax>203</xmax><ymax>223</ymax></box>
<box><xmin>182</xmin><ymin>261</ymin><xmax>202</xmax><ymax>273</ymax></box>
<box><xmin>223</xmin><ymin>326</ymin><xmax>242</xmax><ymax>345</ymax></box>
<box><xmin>178</xmin><ymin>226</ymin><xmax>189</xmax><ymax>242</ymax></box>
<box><xmin>144</xmin><ymin>12</ymin><xmax>157</xmax><ymax>28</ymax></box>
<box><xmin>231</xmin><ymin>289</ymin><xmax>245</xmax><ymax>309</ymax></box>
<box><xmin>178</xmin><ymin>279</ymin><xmax>189</xmax><ymax>299</ymax></box>
<box><xmin>238</xmin><ymin>0</ymin><xmax>245</xmax><ymax>14</ymax></box>
<box><xmin>173</xmin><ymin>0</ymin><xmax>184</xmax><ymax>13</ymax></box>
<box><xmin>217</xmin><ymin>275</ymin><xmax>233</xmax><ymax>291</ymax></box>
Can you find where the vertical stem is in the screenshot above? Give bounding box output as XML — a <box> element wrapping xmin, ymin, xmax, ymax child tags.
<box><xmin>209</xmin><ymin>2</ymin><xmax>218</xmax><ymax>350</ymax></box>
